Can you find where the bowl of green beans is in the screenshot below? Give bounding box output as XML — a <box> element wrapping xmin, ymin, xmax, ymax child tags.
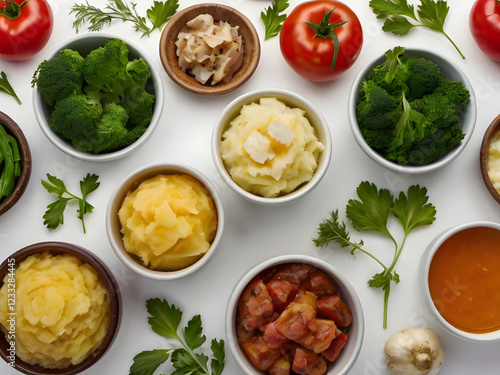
<box><xmin>0</xmin><ymin>111</ymin><xmax>32</xmax><ymax>215</ymax></box>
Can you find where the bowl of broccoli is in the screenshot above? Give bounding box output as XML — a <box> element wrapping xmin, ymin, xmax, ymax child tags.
<box><xmin>32</xmin><ymin>33</ymin><xmax>164</xmax><ymax>162</ymax></box>
<box><xmin>348</xmin><ymin>46</ymin><xmax>476</xmax><ymax>174</ymax></box>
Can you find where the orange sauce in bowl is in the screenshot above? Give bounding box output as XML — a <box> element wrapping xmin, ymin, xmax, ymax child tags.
<box><xmin>428</xmin><ymin>226</ymin><xmax>500</xmax><ymax>334</ymax></box>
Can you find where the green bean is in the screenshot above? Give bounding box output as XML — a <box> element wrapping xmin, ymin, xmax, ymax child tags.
<box><xmin>0</xmin><ymin>124</ymin><xmax>15</xmax><ymax>199</ymax></box>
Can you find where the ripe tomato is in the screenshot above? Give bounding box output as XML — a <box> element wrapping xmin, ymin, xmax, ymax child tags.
<box><xmin>280</xmin><ymin>0</ymin><xmax>363</xmax><ymax>82</ymax></box>
<box><xmin>469</xmin><ymin>0</ymin><xmax>500</xmax><ymax>62</ymax></box>
<box><xmin>0</xmin><ymin>0</ymin><xmax>53</xmax><ymax>61</ymax></box>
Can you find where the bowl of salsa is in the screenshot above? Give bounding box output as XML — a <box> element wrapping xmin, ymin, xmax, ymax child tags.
<box><xmin>419</xmin><ymin>221</ymin><xmax>500</xmax><ymax>342</ymax></box>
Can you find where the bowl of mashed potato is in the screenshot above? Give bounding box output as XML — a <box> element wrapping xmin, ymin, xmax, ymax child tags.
<box><xmin>212</xmin><ymin>89</ymin><xmax>332</xmax><ymax>205</ymax></box>
<box><xmin>106</xmin><ymin>163</ymin><xmax>224</xmax><ymax>280</ymax></box>
<box><xmin>0</xmin><ymin>242</ymin><xmax>121</xmax><ymax>375</ymax></box>
<box><xmin>480</xmin><ymin>113</ymin><xmax>500</xmax><ymax>205</ymax></box>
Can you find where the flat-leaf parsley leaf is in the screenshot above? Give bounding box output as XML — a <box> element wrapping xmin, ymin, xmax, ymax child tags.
<box><xmin>41</xmin><ymin>173</ymin><xmax>100</xmax><ymax>233</ymax></box>
<box><xmin>130</xmin><ymin>298</ymin><xmax>225</xmax><ymax>375</ymax></box>
<box><xmin>313</xmin><ymin>181</ymin><xmax>436</xmax><ymax>328</ymax></box>
<box><xmin>261</xmin><ymin>0</ymin><xmax>289</xmax><ymax>40</ymax></box>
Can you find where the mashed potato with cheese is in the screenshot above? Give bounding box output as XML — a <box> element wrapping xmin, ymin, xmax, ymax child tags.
<box><xmin>118</xmin><ymin>174</ymin><xmax>218</xmax><ymax>271</ymax></box>
<box><xmin>220</xmin><ymin>97</ymin><xmax>325</xmax><ymax>198</ymax></box>
<box><xmin>0</xmin><ymin>252</ymin><xmax>110</xmax><ymax>369</ymax></box>
<box><xmin>488</xmin><ymin>130</ymin><xmax>500</xmax><ymax>192</ymax></box>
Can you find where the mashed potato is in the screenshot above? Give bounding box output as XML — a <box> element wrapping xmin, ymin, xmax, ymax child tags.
<box><xmin>488</xmin><ymin>130</ymin><xmax>500</xmax><ymax>192</ymax></box>
<box><xmin>220</xmin><ymin>97</ymin><xmax>325</xmax><ymax>198</ymax></box>
<box><xmin>0</xmin><ymin>252</ymin><xmax>110</xmax><ymax>369</ymax></box>
<box><xmin>118</xmin><ymin>174</ymin><xmax>218</xmax><ymax>271</ymax></box>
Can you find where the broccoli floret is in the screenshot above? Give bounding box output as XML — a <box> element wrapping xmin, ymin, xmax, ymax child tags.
<box><xmin>356</xmin><ymin>80</ymin><xmax>399</xmax><ymax>150</ymax></box>
<box><xmin>49</xmin><ymin>93</ymin><xmax>132</xmax><ymax>154</ymax></box>
<box><xmin>126</xmin><ymin>58</ymin><xmax>151</xmax><ymax>87</ymax></box>
<box><xmin>32</xmin><ymin>49</ymin><xmax>85</xmax><ymax>106</ymax></box>
<box><xmin>355</xmin><ymin>46</ymin><xmax>470</xmax><ymax>167</ymax></box>
<box><xmin>119</xmin><ymin>85</ymin><xmax>156</xmax><ymax>130</ymax></box>
<box><xmin>405</xmin><ymin>57</ymin><xmax>447</xmax><ymax>101</ymax></box>
<box><xmin>83</xmin><ymin>38</ymin><xmax>139</xmax><ymax>102</ymax></box>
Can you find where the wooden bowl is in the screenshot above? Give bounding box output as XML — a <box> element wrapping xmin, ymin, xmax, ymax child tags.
<box><xmin>160</xmin><ymin>3</ymin><xmax>260</xmax><ymax>96</ymax></box>
<box><xmin>0</xmin><ymin>242</ymin><xmax>122</xmax><ymax>374</ymax></box>
<box><xmin>480</xmin><ymin>114</ymin><xmax>500</xmax><ymax>204</ymax></box>
<box><xmin>0</xmin><ymin>112</ymin><xmax>32</xmax><ymax>215</ymax></box>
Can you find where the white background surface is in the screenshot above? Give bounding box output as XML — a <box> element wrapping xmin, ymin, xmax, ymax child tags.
<box><xmin>1</xmin><ymin>0</ymin><xmax>500</xmax><ymax>374</ymax></box>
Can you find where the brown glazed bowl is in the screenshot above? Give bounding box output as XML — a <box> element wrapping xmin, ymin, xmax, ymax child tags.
<box><xmin>0</xmin><ymin>242</ymin><xmax>122</xmax><ymax>375</ymax></box>
<box><xmin>0</xmin><ymin>112</ymin><xmax>31</xmax><ymax>216</ymax></box>
<box><xmin>480</xmin><ymin>114</ymin><xmax>500</xmax><ymax>205</ymax></box>
<box><xmin>159</xmin><ymin>3</ymin><xmax>260</xmax><ymax>95</ymax></box>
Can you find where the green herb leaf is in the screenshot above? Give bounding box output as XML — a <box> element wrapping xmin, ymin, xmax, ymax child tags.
<box><xmin>147</xmin><ymin>298</ymin><xmax>182</xmax><ymax>339</ymax></box>
<box><xmin>133</xmin><ymin>298</ymin><xmax>225</xmax><ymax>375</ymax></box>
<box><xmin>130</xmin><ymin>349</ymin><xmax>170</xmax><ymax>375</ymax></box>
<box><xmin>146</xmin><ymin>0</ymin><xmax>179</xmax><ymax>33</ymax></box>
<box><xmin>417</xmin><ymin>0</ymin><xmax>449</xmax><ymax>31</ymax></box>
<box><xmin>393</xmin><ymin>185</ymin><xmax>437</xmax><ymax>235</ymax></box>
<box><xmin>346</xmin><ymin>181</ymin><xmax>394</xmax><ymax>237</ymax></box>
<box><xmin>41</xmin><ymin>173</ymin><xmax>99</xmax><ymax>233</ymax></box>
<box><xmin>369</xmin><ymin>0</ymin><xmax>464</xmax><ymax>59</ymax></box>
<box><xmin>0</xmin><ymin>71</ymin><xmax>22</xmax><ymax>105</ymax></box>
<box><xmin>42</xmin><ymin>198</ymin><xmax>70</xmax><ymax>230</ymax></box>
<box><xmin>313</xmin><ymin>210</ymin><xmax>362</xmax><ymax>250</ymax></box>
<box><xmin>183</xmin><ymin>315</ymin><xmax>206</xmax><ymax>351</ymax></box>
<box><xmin>210</xmin><ymin>340</ymin><xmax>225</xmax><ymax>375</ymax></box>
<box><xmin>261</xmin><ymin>0</ymin><xmax>289</xmax><ymax>40</ymax></box>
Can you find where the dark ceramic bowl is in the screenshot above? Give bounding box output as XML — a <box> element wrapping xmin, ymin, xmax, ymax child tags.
<box><xmin>480</xmin><ymin>114</ymin><xmax>500</xmax><ymax>204</ymax></box>
<box><xmin>0</xmin><ymin>242</ymin><xmax>122</xmax><ymax>374</ymax></box>
<box><xmin>0</xmin><ymin>112</ymin><xmax>31</xmax><ymax>216</ymax></box>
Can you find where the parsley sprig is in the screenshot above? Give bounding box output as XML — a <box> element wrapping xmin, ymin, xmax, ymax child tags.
<box><xmin>41</xmin><ymin>173</ymin><xmax>100</xmax><ymax>233</ymax></box>
<box><xmin>130</xmin><ymin>298</ymin><xmax>225</xmax><ymax>375</ymax></box>
<box><xmin>313</xmin><ymin>181</ymin><xmax>436</xmax><ymax>328</ymax></box>
<box><xmin>261</xmin><ymin>0</ymin><xmax>289</xmax><ymax>40</ymax></box>
<box><xmin>70</xmin><ymin>0</ymin><xmax>179</xmax><ymax>38</ymax></box>
<box><xmin>369</xmin><ymin>0</ymin><xmax>464</xmax><ymax>59</ymax></box>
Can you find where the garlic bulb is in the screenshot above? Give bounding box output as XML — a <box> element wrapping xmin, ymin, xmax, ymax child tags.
<box><xmin>385</xmin><ymin>328</ymin><xmax>444</xmax><ymax>375</ymax></box>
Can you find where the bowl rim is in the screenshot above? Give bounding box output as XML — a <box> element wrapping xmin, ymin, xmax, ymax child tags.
<box><xmin>159</xmin><ymin>2</ymin><xmax>261</xmax><ymax>96</ymax></box>
<box><xmin>105</xmin><ymin>162</ymin><xmax>225</xmax><ymax>280</ymax></box>
<box><xmin>347</xmin><ymin>47</ymin><xmax>477</xmax><ymax>174</ymax></box>
<box><xmin>211</xmin><ymin>88</ymin><xmax>332</xmax><ymax>205</ymax></box>
<box><xmin>479</xmin><ymin>113</ymin><xmax>500</xmax><ymax>204</ymax></box>
<box><xmin>0</xmin><ymin>241</ymin><xmax>122</xmax><ymax>375</ymax></box>
<box><xmin>419</xmin><ymin>221</ymin><xmax>500</xmax><ymax>343</ymax></box>
<box><xmin>0</xmin><ymin>111</ymin><xmax>32</xmax><ymax>216</ymax></box>
<box><xmin>225</xmin><ymin>254</ymin><xmax>365</xmax><ymax>375</ymax></box>
<box><xmin>32</xmin><ymin>32</ymin><xmax>164</xmax><ymax>162</ymax></box>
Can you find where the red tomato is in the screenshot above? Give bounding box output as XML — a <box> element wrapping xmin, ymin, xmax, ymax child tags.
<box><xmin>279</xmin><ymin>0</ymin><xmax>363</xmax><ymax>82</ymax></box>
<box><xmin>469</xmin><ymin>0</ymin><xmax>500</xmax><ymax>61</ymax></box>
<box><xmin>0</xmin><ymin>0</ymin><xmax>53</xmax><ymax>61</ymax></box>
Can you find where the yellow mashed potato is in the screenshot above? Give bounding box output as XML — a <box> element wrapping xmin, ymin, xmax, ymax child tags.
<box><xmin>488</xmin><ymin>130</ymin><xmax>500</xmax><ymax>192</ymax></box>
<box><xmin>118</xmin><ymin>174</ymin><xmax>218</xmax><ymax>271</ymax></box>
<box><xmin>220</xmin><ymin>97</ymin><xmax>325</xmax><ymax>198</ymax></box>
<box><xmin>0</xmin><ymin>252</ymin><xmax>110</xmax><ymax>369</ymax></box>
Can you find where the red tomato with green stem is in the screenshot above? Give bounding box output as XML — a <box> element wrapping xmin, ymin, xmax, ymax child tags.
<box><xmin>280</xmin><ymin>0</ymin><xmax>363</xmax><ymax>82</ymax></box>
<box><xmin>469</xmin><ymin>0</ymin><xmax>500</xmax><ymax>62</ymax></box>
<box><xmin>0</xmin><ymin>0</ymin><xmax>53</xmax><ymax>61</ymax></box>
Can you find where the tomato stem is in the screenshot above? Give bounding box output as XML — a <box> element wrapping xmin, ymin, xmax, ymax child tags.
<box><xmin>0</xmin><ymin>0</ymin><xmax>28</xmax><ymax>20</ymax></box>
<box><xmin>305</xmin><ymin>8</ymin><xmax>349</xmax><ymax>71</ymax></box>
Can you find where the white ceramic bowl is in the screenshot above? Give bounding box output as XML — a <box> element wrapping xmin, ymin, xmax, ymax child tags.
<box><xmin>106</xmin><ymin>163</ymin><xmax>224</xmax><ymax>280</ymax></box>
<box><xmin>419</xmin><ymin>221</ymin><xmax>500</xmax><ymax>343</ymax></box>
<box><xmin>226</xmin><ymin>254</ymin><xmax>364</xmax><ymax>375</ymax></box>
<box><xmin>348</xmin><ymin>48</ymin><xmax>476</xmax><ymax>174</ymax></box>
<box><xmin>212</xmin><ymin>89</ymin><xmax>332</xmax><ymax>205</ymax></box>
<box><xmin>33</xmin><ymin>33</ymin><xmax>164</xmax><ymax>162</ymax></box>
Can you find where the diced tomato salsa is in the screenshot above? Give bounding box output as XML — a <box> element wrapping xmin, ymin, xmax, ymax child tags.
<box><xmin>236</xmin><ymin>263</ymin><xmax>353</xmax><ymax>375</ymax></box>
